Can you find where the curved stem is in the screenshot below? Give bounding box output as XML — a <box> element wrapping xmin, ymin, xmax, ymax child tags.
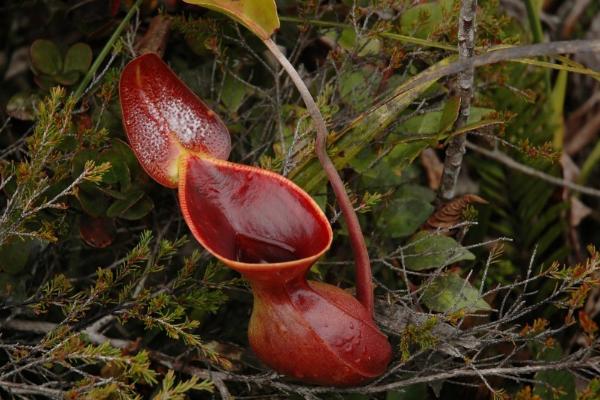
<box><xmin>262</xmin><ymin>38</ymin><xmax>374</xmax><ymax>315</ymax></box>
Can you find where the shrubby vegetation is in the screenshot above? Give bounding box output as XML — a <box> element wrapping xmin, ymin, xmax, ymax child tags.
<box><xmin>1</xmin><ymin>0</ymin><xmax>600</xmax><ymax>398</ymax></box>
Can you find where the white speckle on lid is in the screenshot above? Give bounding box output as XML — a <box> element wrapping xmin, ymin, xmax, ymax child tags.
<box><xmin>164</xmin><ymin>97</ymin><xmax>208</xmax><ymax>145</ymax></box>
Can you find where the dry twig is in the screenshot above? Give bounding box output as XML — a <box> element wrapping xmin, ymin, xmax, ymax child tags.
<box><xmin>440</xmin><ymin>0</ymin><xmax>478</xmax><ymax>201</ymax></box>
<box><xmin>466</xmin><ymin>141</ymin><xmax>600</xmax><ymax>197</ymax></box>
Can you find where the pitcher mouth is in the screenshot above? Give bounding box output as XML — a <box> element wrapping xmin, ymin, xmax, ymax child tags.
<box><xmin>178</xmin><ymin>154</ymin><xmax>333</xmax><ymax>273</ymax></box>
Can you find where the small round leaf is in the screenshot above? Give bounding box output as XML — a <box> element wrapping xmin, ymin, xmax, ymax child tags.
<box><xmin>64</xmin><ymin>42</ymin><xmax>93</xmax><ymax>74</ymax></box>
<box><xmin>30</xmin><ymin>39</ymin><xmax>63</xmax><ymax>76</ymax></box>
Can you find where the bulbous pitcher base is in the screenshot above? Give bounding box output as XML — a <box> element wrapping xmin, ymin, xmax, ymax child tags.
<box><xmin>248</xmin><ymin>278</ymin><xmax>392</xmax><ymax>386</ymax></box>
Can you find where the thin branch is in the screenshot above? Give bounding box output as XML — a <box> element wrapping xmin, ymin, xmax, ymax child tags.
<box><xmin>354</xmin><ymin>358</ymin><xmax>600</xmax><ymax>394</ymax></box>
<box><xmin>466</xmin><ymin>141</ymin><xmax>600</xmax><ymax>197</ymax></box>
<box><xmin>3</xmin><ymin>318</ymin><xmax>129</xmax><ymax>349</ymax></box>
<box><xmin>371</xmin><ymin>40</ymin><xmax>600</xmax><ymax>114</ymax></box>
<box><xmin>21</xmin><ymin>166</ymin><xmax>93</xmax><ymax>218</ymax></box>
<box><xmin>0</xmin><ymin>380</ymin><xmax>63</xmax><ymax>399</ymax></box>
<box><xmin>5</xmin><ymin>316</ymin><xmax>600</xmax><ymax>396</ymax></box>
<box><xmin>440</xmin><ymin>0</ymin><xmax>477</xmax><ymax>201</ymax></box>
<box><xmin>163</xmin><ymin>352</ymin><xmax>600</xmax><ymax>395</ymax></box>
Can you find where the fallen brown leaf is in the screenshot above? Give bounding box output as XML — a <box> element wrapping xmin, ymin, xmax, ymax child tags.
<box><xmin>425</xmin><ymin>194</ymin><xmax>488</xmax><ymax>231</ymax></box>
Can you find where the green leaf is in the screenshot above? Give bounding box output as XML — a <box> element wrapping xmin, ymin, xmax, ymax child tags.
<box><xmin>221</xmin><ymin>72</ymin><xmax>248</xmax><ymax>113</ymax></box>
<box><xmin>310</xmin><ymin>183</ymin><xmax>328</xmax><ymax>212</ymax></box>
<box><xmin>338</xmin><ymin>68</ymin><xmax>379</xmax><ymax>111</ymax></box>
<box><xmin>110</xmin><ymin>139</ymin><xmax>140</xmax><ymax>175</ymax></box>
<box><xmin>97</xmin><ymin>186</ymin><xmax>130</xmax><ymax>200</ymax></box>
<box><xmin>404</xmin><ymin>231</ymin><xmax>475</xmax><ymax>271</ymax></box>
<box><xmin>348</xmin><ymin>148</ymin><xmax>378</xmax><ymax>175</ymax></box>
<box><xmin>468</xmin><ymin>107</ymin><xmax>496</xmax><ymax>123</ymax></box>
<box><xmin>422</xmin><ymin>274</ymin><xmax>491</xmax><ymax>313</ymax></box>
<box><xmin>401</xmin><ymin>110</ymin><xmax>443</xmax><ymax>134</ymax></box>
<box><xmin>98</xmin><ymin>150</ymin><xmax>131</xmax><ymax>188</ymax></box>
<box><xmin>550</xmin><ymin>69</ymin><xmax>567</xmax><ymax>149</ymax></box>
<box><xmin>396</xmin><ymin>184</ymin><xmax>436</xmax><ymax>203</ymax></box>
<box><xmin>337</xmin><ymin>28</ymin><xmax>356</xmax><ymax>51</ymax></box>
<box><xmin>106</xmin><ymin>189</ymin><xmax>145</xmax><ymax>218</ymax></box>
<box><xmin>30</xmin><ymin>39</ymin><xmax>62</xmax><ymax>76</ymax></box>
<box><xmin>64</xmin><ymin>42</ymin><xmax>93</xmax><ymax>74</ymax></box>
<box><xmin>182</xmin><ymin>0</ymin><xmax>280</xmax><ymax>40</ymax></box>
<box><xmin>119</xmin><ymin>196</ymin><xmax>154</xmax><ymax>220</ymax></box>
<box><xmin>439</xmin><ymin>96</ymin><xmax>461</xmax><ymax>134</ymax></box>
<box><xmin>0</xmin><ymin>238</ymin><xmax>40</xmax><ymax>275</ymax></box>
<box><xmin>329</xmin><ymin>28</ymin><xmax>381</xmax><ymax>56</ymax></box>
<box><xmin>77</xmin><ymin>187</ymin><xmax>110</xmax><ymax>218</ymax></box>
<box><xmin>401</xmin><ymin>106</ymin><xmax>495</xmax><ymax>136</ymax></box>
<box><xmin>379</xmin><ymin>198</ymin><xmax>434</xmax><ymax>238</ymax></box>
<box><xmin>448</xmin><ymin>119</ymin><xmax>505</xmax><ymax>137</ymax></box>
<box><xmin>399</xmin><ymin>0</ymin><xmax>454</xmax><ymax>39</ymax></box>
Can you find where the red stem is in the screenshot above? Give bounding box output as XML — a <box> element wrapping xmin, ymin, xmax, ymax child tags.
<box><xmin>262</xmin><ymin>38</ymin><xmax>374</xmax><ymax>315</ymax></box>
